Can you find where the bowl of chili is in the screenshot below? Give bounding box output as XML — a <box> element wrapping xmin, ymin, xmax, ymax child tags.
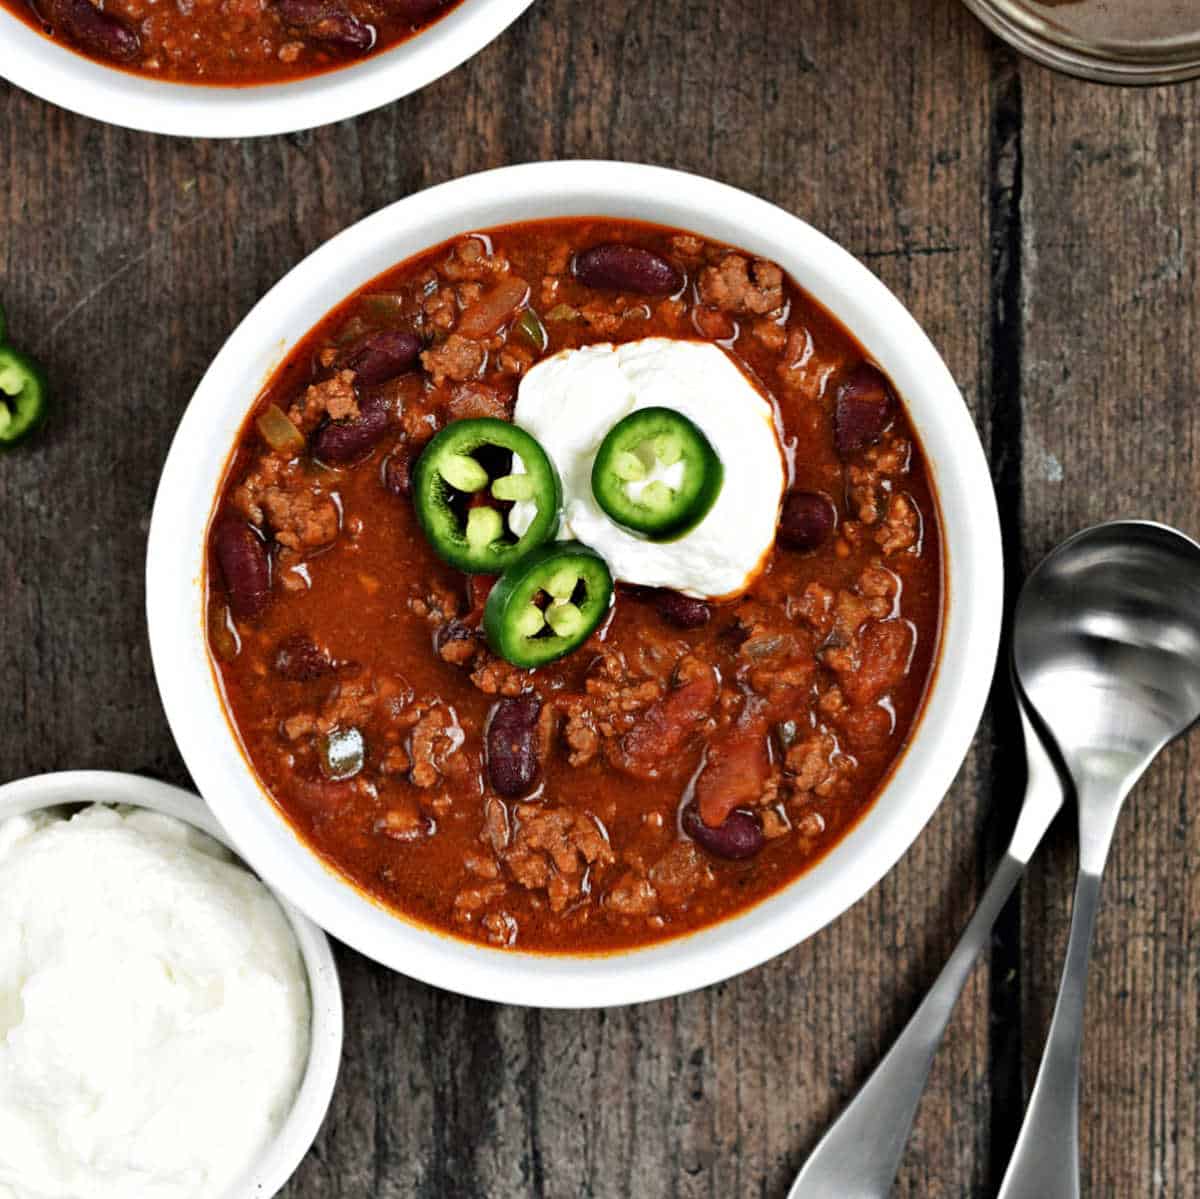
<box><xmin>147</xmin><ymin>161</ymin><xmax>1003</xmax><ymax>1007</ymax></box>
<box><xmin>0</xmin><ymin>0</ymin><xmax>533</xmax><ymax>137</ymax></box>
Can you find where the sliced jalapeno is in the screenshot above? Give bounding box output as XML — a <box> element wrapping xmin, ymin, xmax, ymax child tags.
<box><xmin>413</xmin><ymin>417</ymin><xmax>561</xmax><ymax>573</ymax></box>
<box><xmin>0</xmin><ymin>346</ymin><xmax>49</xmax><ymax>450</ymax></box>
<box><xmin>484</xmin><ymin>542</ymin><xmax>614</xmax><ymax>667</ymax></box>
<box><xmin>591</xmin><ymin>407</ymin><xmax>722</xmax><ymax>540</ymax></box>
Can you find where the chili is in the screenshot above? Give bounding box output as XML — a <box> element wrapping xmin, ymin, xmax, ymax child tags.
<box><xmin>3</xmin><ymin>0</ymin><xmax>465</xmax><ymax>86</ymax></box>
<box><xmin>205</xmin><ymin>219</ymin><xmax>944</xmax><ymax>953</ymax></box>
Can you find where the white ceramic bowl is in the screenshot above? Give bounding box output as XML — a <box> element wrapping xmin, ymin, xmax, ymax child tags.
<box><xmin>147</xmin><ymin>160</ymin><xmax>1003</xmax><ymax>1009</ymax></box>
<box><xmin>0</xmin><ymin>770</ymin><xmax>344</xmax><ymax>1199</ymax></box>
<box><xmin>0</xmin><ymin>0</ymin><xmax>533</xmax><ymax>138</ymax></box>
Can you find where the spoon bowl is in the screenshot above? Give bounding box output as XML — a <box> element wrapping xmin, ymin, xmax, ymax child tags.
<box><xmin>1015</xmin><ymin>521</ymin><xmax>1200</xmax><ymax>774</ymax></box>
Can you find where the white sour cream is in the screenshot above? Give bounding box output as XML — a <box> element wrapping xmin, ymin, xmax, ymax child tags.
<box><xmin>0</xmin><ymin>805</ymin><xmax>311</xmax><ymax>1199</ymax></box>
<box><xmin>510</xmin><ymin>338</ymin><xmax>785</xmax><ymax>599</ymax></box>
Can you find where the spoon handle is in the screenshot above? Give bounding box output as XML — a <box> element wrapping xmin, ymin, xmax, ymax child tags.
<box><xmin>787</xmin><ymin>853</ymin><xmax>1027</xmax><ymax>1198</ymax></box>
<box><xmin>788</xmin><ymin>699</ymin><xmax>1063</xmax><ymax>1199</ymax></box>
<box><xmin>996</xmin><ymin>868</ymin><xmax>1104</xmax><ymax>1199</ymax></box>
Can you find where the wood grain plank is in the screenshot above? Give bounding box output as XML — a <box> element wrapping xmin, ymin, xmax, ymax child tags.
<box><xmin>1018</xmin><ymin>68</ymin><xmax>1200</xmax><ymax>1199</ymax></box>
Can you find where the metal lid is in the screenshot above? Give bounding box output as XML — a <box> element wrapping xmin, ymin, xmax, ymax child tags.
<box><xmin>963</xmin><ymin>0</ymin><xmax>1200</xmax><ymax>83</ymax></box>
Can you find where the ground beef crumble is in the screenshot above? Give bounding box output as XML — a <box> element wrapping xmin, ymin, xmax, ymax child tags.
<box><xmin>502</xmin><ymin>805</ymin><xmax>614</xmax><ymax>913</ymax></box>
<box><xmin>699</xmin><ymin>254</ymin><xmax>784</xmax><ymax>316</ymax></box>
<box><xmin>288</xmin><ymin>370</ymin><xmax>359</xmax><ymax>433</ymax></box>
<box><xmin>422</xmin><ymin>334</ymin><xmax>486</xmax><ymax>385</ymax></box>
<box><xmin>261</xmin><ymin>487</ymin><xmax>339</xmax><ymax>553</ymax></box>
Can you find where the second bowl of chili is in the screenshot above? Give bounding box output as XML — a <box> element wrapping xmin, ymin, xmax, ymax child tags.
<box><xmin>0</xmin><ymin>0</ymin><xmax>533</xmax><ymax>137</ymax></box>
<box><xmin>147</xmin><ymin>161</ymin><xmax>1003</xmax><ymax>1007</ymax></box>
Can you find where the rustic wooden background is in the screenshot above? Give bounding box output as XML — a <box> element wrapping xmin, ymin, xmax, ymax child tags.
<box><xmin>2</xmin><ymin>1</ymin><xmax>1198</xmax><ymax>1195</ymax></box>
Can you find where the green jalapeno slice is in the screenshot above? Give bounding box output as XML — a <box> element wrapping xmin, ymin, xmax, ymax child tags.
<box><xmin>0</xmin><ymin>346</ymin><xmax>49</xmax><ymax>450</ymax></box>
<box><xmin>591</xmin><ymin>407</ymin><xmax>722</xmax><ymax>540</ymax></box>
<box><xmin>483</xmin><ymin>542</ymin><xmax>614</xmax><ymax>667</ymax></box>
<box><xmin>413</xmin><ymin>418</ymin><xmax>561</xmax><ymax>573</ymax></box>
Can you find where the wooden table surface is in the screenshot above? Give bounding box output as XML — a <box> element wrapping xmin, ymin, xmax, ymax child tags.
<box><xmin>2</xmin><ymin>1</ymin><xmax>1198</xmax><ymax>1195</ymax></box>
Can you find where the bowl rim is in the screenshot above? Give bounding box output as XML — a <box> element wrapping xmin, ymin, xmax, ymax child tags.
<box><xmin>147</xmin><ymin>159</ymin><xmax>1003</xmax><ymax>1009</ymax></box>
<box><xmin>0</xmin><ymin>769</ymin><xmax>344</xmax><ymax>1199</ymax></box>
<box><xmin>0</xmin><ymin>0</ymin><xmax>535</xmax><ymax>138</ymax></box>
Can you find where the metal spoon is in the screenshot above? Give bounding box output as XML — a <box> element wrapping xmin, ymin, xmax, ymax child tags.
<box><xmin>998</xmin><ymin>519</ymin><xmax>1200</xmax><ymax>1198</ymax></box>
<box><xmin>789</xmin><ymin>688</ymin><xmax>1064</xmax><ymax>1198</ymax></box>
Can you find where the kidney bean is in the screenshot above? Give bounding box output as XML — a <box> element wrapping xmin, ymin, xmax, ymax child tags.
<box><xmin>273</xmin><ymin>634</ymin><xmax>333</xmax><ymax>681</ymax></box>
<box><xmin>487</xmin><ymin>695</ymin><xmax>543</xmax><ymax>798</ymax></box>
<box><xmin>313</xmin><ymin>393</ymin><xmax>391</xmax><ymax>464</ymax></box>
<box><xmin>214</xmin><ymin>518</ymin><xmax>271</xmax><ymax>621</ymax></box>
<box><xmin>48</xmin><ymin>0</ymin><xmax>140</xmax><ymax>60</ymax></box>
<box><xmin>573</xmin><ymin>244</ymin><xmax>683</xmax><ymax>296</ymax></box>
<box><xmin>778</xmin><ymin>490</ymin><xmax>835</xmax><ymax>552</ymax></box>
<box><xmin>681</xmin><ymin>803</ymin><xmax>763</xmax><ymax>861</ymax></box>
<box><xmin>622</xmin><ymin>584</ymin><xmax>711</xmax><ymax>629</ymax></box>
<box><xmin>341</xmin><ymin>331</ymin><xmax>421</xmax><ymax>387</ymax></box>
<box><xmin>381</xmin><ymin>448</ymin><xmax>413</xmax><ymax>497</ymax></box>
<box><xmin>654</xmin><ymin>589</ymin><xmax>712</xmax><ymax>629</ymax></box>
<box><xmin>275</xmin><ymin>0</ymin><xmax>375</xmax><ymax>50</ymax></box>
<box><xmin>834</xmin><ymin>364</ymin><xmax>893</xmax><ymax>455</ymax></box>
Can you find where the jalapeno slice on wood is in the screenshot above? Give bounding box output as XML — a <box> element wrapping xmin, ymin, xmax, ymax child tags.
<box><xmin>0</xmin><ymin>346</ymin><xmax>49</xmax><ymax>449</ymax></box>
<box><xmin>484</xmin><ymin>542</ymin><xmax>614</xmax><ymax>667</ymax></box>
<box><xmin>413</xmin><ymin>418</ymin><xmax>561</xmax><ymax>573</ymax></box>
<box><xmin>591</xmin><ymin>407</ymin><xmax>722</xmax><ymax>539</ymax></box>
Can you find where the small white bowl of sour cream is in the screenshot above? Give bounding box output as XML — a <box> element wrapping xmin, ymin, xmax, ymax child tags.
<box><xmin>0</xmin><ymin>770</ymin><xmax>343</xmax><ymax>1199</ymax></box>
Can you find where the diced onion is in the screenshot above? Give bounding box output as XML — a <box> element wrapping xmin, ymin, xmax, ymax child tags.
<box><xmin>256</xmin><ymin>404</ymin><xmax>306</xmax><ymax>457</ymax></box>
<box><xmin>458</xmin><ymin>276</ymin><xmax>531</xmax><ymax>339</ymax></box>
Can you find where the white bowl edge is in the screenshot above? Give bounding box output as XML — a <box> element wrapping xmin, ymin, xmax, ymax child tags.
<box><xmin>146</xmin><ymin>160</ymin><xmax>1004</xmax><ymax>1009</ymax></box>
<box><xmin>0</xmin><ymin>0</ymin><xmax>534</xmax><ymax>138</ymax></box>
<box><xmin>0</xmin><ymin>769</ymin><xmax>344</xmax><ymax>1199</ymax></box>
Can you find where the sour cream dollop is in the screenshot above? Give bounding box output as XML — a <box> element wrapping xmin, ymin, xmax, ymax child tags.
<box><xmin>510</xmin><ymin>338</ymin><xmax>785</xmax><ymax>599</ymax></box>
<box><xmin>0</xmin><ymin>805</ymin><xmax>311</xmax><ymax>1199</ymax></box>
